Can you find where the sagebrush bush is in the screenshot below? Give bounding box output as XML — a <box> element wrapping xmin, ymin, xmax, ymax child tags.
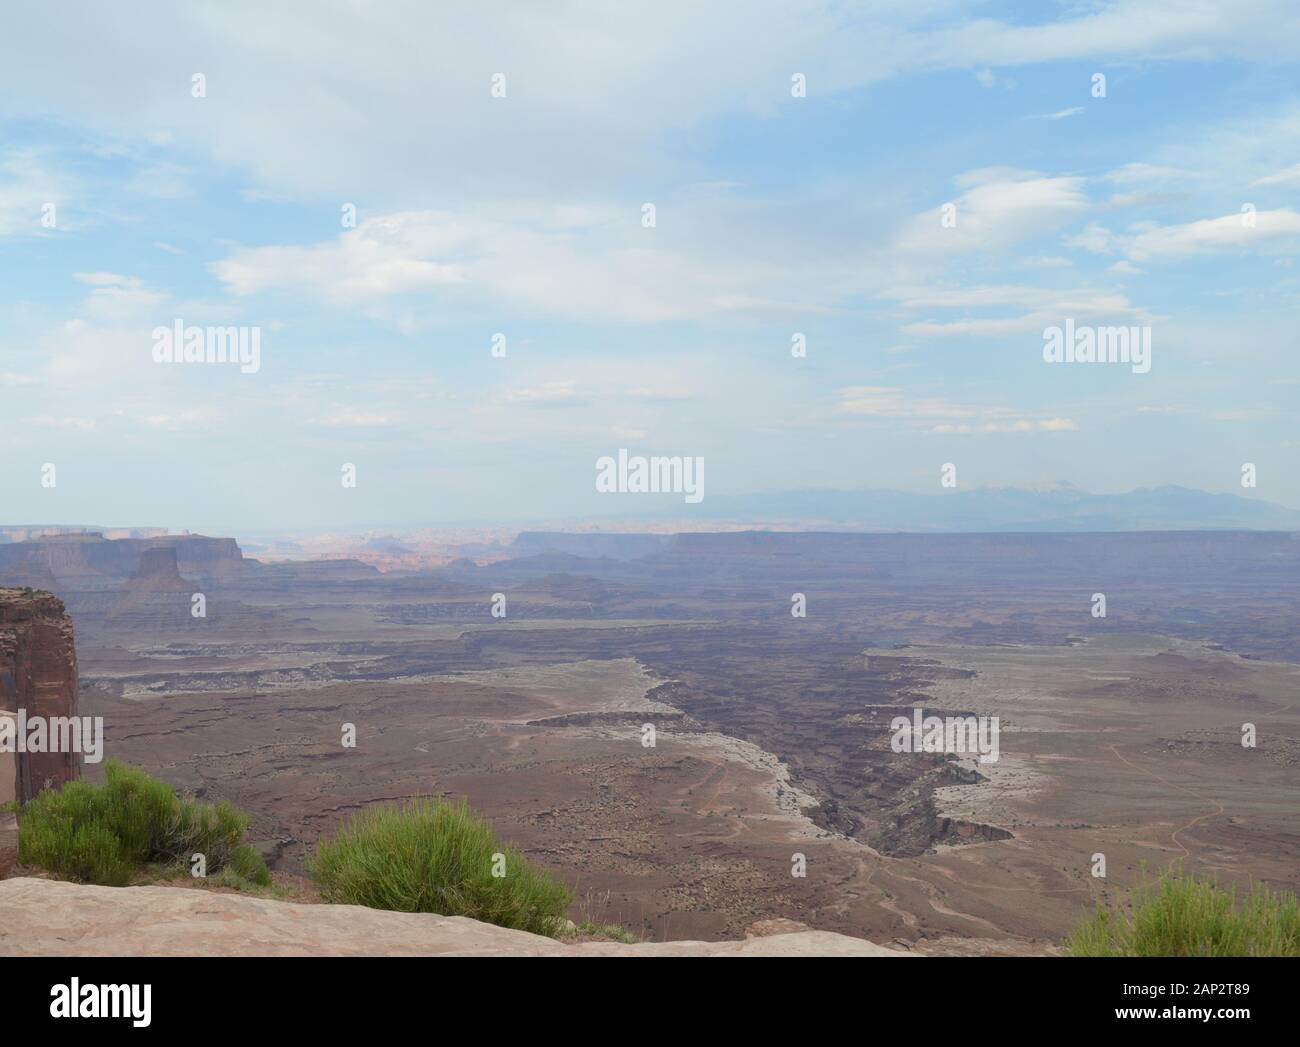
<box><xmin>308</xmin><ymin>798</ymin><xmax>572</xmax><ymax>936</ymax></box>
<box><xmin>1068</xmin><ymin>865</ymin><xmax>1300</xmax><ymax>956</ymax></box>
<box><xmin>17</xmin><ymin>760</ymin><xmax>270</xmax><ymax>888</ymax></box>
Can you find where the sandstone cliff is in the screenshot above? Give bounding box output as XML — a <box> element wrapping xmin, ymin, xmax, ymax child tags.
<box><xmin>0</xmin><ymin>878</ymin><xmax>905</xmax><ymax>956</ymax></box>
<box><xmin>128</xmin><ymin>547</ymin><xmax>190</xmax><ymax>588</ymax></box>
<box><xmin>0</xmin><ymin>588</ymin><xmax>81</xmax><ymax>807</ymax></box>
<box><xmin>0</xmin><ymin>533</ymin><xmax>248</xmax><ymax>587</ymax></box>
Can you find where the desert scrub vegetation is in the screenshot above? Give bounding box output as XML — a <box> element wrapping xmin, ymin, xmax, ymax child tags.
<box><xmin>16</xmin><ymin>760</ymin><xmax>270</xmax><ymax>890</ymax></box>
<box><xmin>308</xmin><ymin>797</ymin><xmax>572</xmax><ymax>936</ymax></box>
<box><xmin>562</xmin><ymin>887</ymin><xmax>642</xmax><ymax>943</ymax></box>
<box><xmin>568</xmin><ymin>921</ymin><xmax>641</xmax><ymax>943</ymax></box>
<box><xmin>1068</xmin><ymin>866</ymin><xmax>1300</xmax><ymax>957</ymax></box>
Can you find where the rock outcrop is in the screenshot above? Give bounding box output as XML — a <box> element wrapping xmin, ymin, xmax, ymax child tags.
<box><xmin>129</xmin><ymin>547</ymin><xmax>189</xmax><ymax>588</ymax></box>
<box><xmin>0</xmin><ymin>589</ymin><xmax>81</xmax><ymax>808</ymax></box>
<box><xmin>0</xmin><ymin>878</ymin><xmax>906</xmax><ymax>957</ymax></box>
<box><xmin>109</xmin><ymin>548</ymin><xmax>200</xmax><ymax>626</ymax></box>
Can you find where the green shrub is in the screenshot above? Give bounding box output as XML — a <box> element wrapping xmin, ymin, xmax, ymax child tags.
<box><xmin>308</xmin><ymin>798</ymin><xmax>572</xmax><ymax>936</ymax></box>
<box><xmin>227</xmin><ymin>843</ymin><xmax>273</xmax><ymax>886</ymax></box>
<box><xmin>17</xmin><ymin>760</ymin><xmax>270</xmax><ymax>888</ymax></box>
<box><xmin>1068</xmin><ymin>866</ymin><xmax>1300</xmax><ymax>956</ymax></box>
<box><xmin>570</xmin><ymin>922</ymin><xmax>641</xmax><ymax>943</ymax></box>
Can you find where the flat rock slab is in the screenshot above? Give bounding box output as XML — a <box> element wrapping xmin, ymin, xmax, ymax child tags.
<box><xmin>0</xmin><ymin>878</ymin><xmax>905</xmax><ymax>957</ymax></box>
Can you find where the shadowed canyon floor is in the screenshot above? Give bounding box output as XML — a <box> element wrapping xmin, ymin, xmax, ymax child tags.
<box><xmin>6</xmin><ymin>530</ymin><xmax>1298</xmax><ymax>952</ymax></box>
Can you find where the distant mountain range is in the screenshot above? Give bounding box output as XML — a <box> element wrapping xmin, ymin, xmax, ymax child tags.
<box><xmin>6</xmin><ymin>485</ymin><xmax>1299</xmax><ymax>540</ymax></box>
<box><xmin>637</xmin><ymin>484</ymin><xmax>1300</xmax><ymax>532</ymax></box>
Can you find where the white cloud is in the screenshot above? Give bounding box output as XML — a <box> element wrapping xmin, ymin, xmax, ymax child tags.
<box><xmin>1209</xmin><ymin>409</ymin><xmax>1268</xmax><ymax>421</ymax></box>
<box><xmin>834</xmin><ymin>386</ymin><xmax>1077</xmax><ymax>435</ymax></box>
<box><xmin>894</xmin><ymin>171</ymin><xmax>1088</xmax><ymax>259</ymax></box>
<box><xmin>928</xmin><ymin>418</ymin><xmax>1078</xmax><ymax>434</ymax></box>
<box><xmin>135</xmin><ymin>408</ymin><xmax>221</xmax><ymax>430</ymax></box>
<box><xmin>494</xmin><ymin>376</ymin><xmax>696</xmax><ymax>410</ymax></box>
<box><xmin>1103</xmin><ymin>163</ymin><xmax>1189</xmax><ymax>184</ymax></box>
<box><xmin>213</xmin><ymin>213</ymin><xmax>470</xmax><ymax>299</ymax></box>
<box><xmin>73</xmin><ymin>273</ymin><xmax>167</xmax><ymax>319</ymax></box>
<box><xmin>307</xmin><ymin>409</ymin><xmax>397</xmax><ymax>428</ymax></box>
<box><xmin>0</xmin><ymin>149</ymin><xmax>68</xmax><ymax>236</ymax></box>
<box><xmin>503</xmin><ymin>381</ymin><xmax>587</xmax><ymax>407</ymax></box>
<box><xmin>213</xmin><ymin>206</ymin><xmax>841</xmax><ymax>322</ymax></box>
<box><xmin>890</xmin><ymin>284</ymin><xmax>1150</xmax><ymax>338</ymax></box>
<box><xmin>3</xmin><ymin>2</ymin><xmax>1295</xmax><ymax>201</ymax></box>
<box><xmin>921</xmin><ymin>0</ymin><xmax>1300</xmax><ymax>66</ymax></box>
<box><xmin>124</xmin><ymin>162</ymin><xmax>192</xmax><ymax>199</ymax></box>
<box><xmin>1127</xmin><ymin>208</ymin><xmax>1300</xmax><ymax>259</ymax></box>
<box><xmin>1250</xmin><ymin>163</ymin><xmax>1300</xmax><ymax>188</ymax></box>
<box><xmin>1128</xmin><ymin>102</ymin><xmax>1300</xmax><ymax>199</ymax></box>
<box><xmin>43</xmin><ymin>319</ymin><xmax>162</xmax><ymax>383</ymax></box>
<box><xmin>625</xmin><ymin>385</ymin><xmax>695</xmax><ymax>402</ymax></box>
<box><xmin>610</xmin><ymin>426</ymin><xmax>649</xmax><ymax>441</ymax></box>
<box><xmin>26</xmin><ymin>415</ymin><xmax>97</xmax><ymax>431</ymax></box>
<box><xmin>1065</xmin><ymin>222</ymin><xmax>1120</xmax><ymax>254</ymax></box>
<box><xmin>834</xmin><ymin>386</ymin><xmax>976</xmax><ymax>419</ymax></box>
<box><xmin>0</xmin><ymin>372</ymin><xmax>38</xmax><ymax>386</ymax></box>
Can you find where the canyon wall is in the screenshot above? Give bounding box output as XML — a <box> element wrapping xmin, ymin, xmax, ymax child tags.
<box><xmin>0</xmin><ymin>588</ymin><xmax>81</xmax><ymax>806</ymax></box>
<box><xmin>0</xmin><ymin>533</ymin><xmax>248</xmax><ymax>586</ymax></box>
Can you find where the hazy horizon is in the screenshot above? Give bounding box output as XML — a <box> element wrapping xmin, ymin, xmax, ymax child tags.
<box><xmin>4</xmin><ymin>480</ymin><xmax>1300</xmax><ymax>541</ymax></box>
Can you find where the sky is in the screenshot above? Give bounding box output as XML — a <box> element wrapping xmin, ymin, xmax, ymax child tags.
<box><xmin>1</xmin><ymin>0</ymin><xmax>1298</xmax><ymax>531</ymax></box>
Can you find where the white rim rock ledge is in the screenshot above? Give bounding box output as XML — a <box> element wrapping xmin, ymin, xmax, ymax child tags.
<box><xmin>0</xmin><ymin>878</ymin><xmax>907</xmax><ymax>957</ymax></box>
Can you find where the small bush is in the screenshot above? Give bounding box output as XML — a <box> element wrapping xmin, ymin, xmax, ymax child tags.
<box><xmin>308</xmin><ymin>798</ymin><xmax>572</xmax><ymax>936</ymax></box>
<box><xmin>227</xmin><ymin>843</ymin><xmax>273</xmax><ymax>886</ymax></box>
<box><xmin>568</xmin><ymin>887</ymin><xmax>641</xmax><ymax>942</ymax></box>
<box><xmin>17</xmin><ymin>760</ymin><xmax>270</xmax><ymax>888</ymax></box>
<box><xmin>1068</xmin><ymin>866</ymin><xmax>1300</xmax><ymax>956</ymax></box>
<box><xmin>570</xmin><ymin>922</ymin><xmax>641</xmax><ymax>943</ymax></box>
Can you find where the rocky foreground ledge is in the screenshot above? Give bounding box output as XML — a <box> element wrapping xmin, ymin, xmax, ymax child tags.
<box><xmin>0</xmin><ymin>878</ymin><xmax>906</xmax><ymax>957</ymax></box>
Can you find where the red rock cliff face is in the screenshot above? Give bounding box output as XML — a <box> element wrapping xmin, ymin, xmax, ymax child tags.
<box><xmin>0</xmin><ymin>588</ymin><xmax>81</xmax><ymax>804</ymax></box>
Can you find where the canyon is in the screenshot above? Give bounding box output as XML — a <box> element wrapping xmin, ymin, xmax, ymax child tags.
<box><xmin>0</xmin><ymin>527</ymin><xmax>1297</xmax><ymax>952</ymax></box>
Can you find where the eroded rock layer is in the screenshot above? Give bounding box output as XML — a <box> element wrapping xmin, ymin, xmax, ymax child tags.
<box><xmin>0</xmin><ymin>588</ymin><xmax>81</xmax><ymax>805</ymax></box>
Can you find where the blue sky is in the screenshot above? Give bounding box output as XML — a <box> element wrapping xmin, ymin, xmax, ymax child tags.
<box><xmin>1</xmin><ymin>1</ymin><xmax>1298</xmax><ymax>530</ymax></box>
